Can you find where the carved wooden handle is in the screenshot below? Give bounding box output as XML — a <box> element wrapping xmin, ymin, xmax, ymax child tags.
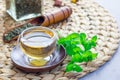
<box><xmin>41</xmin><ymin>6</ymin><xmax>72</xmax><ymax>26</ymax></box>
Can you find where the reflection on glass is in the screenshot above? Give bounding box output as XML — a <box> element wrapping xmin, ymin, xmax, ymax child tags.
<box><xmin>18</xmin><ymin>26</ymin><xmax>57</xmax><ymax>66</ymax></box>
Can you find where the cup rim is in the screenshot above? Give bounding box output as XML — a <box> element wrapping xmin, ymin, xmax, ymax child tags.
<box><xmin>20</xmin><ymin>26</ymin><xmax>57</xmax><ymax>43</ymax></box>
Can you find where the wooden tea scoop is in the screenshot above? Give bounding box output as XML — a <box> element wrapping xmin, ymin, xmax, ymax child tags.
<box><xmin>30</xmin><ymin>6</ymin><xmax>72</xmax><ymax>26</ymax></box>
<box><xmin>3</xmin><ymin>6</ymin><xmax>72</xmax><ymax>43</ymax></box>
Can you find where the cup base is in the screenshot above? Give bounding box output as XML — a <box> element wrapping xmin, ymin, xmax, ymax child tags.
<box><xmin>26</xmin><ymin>55</ymin><xmax>53</xmax><ymax>67</ymax></box>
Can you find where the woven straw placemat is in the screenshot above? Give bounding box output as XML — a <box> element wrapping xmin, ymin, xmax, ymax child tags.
<box><xmin>0</xmin><ymin>0</ymin><xmax>120</xmax><ymax>80</ymax></box>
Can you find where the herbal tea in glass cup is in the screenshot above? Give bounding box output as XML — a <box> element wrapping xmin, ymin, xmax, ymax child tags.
<box><xmin>18</xmin><ymin>26</ymin><xmax>57</xmax><ymax>66</ymax></box>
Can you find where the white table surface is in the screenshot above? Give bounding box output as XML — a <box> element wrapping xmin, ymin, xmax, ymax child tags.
<box><xmin>79</xmin><ymin>0</ymin><xmax>120</xmax><ymax>80</ymax></box>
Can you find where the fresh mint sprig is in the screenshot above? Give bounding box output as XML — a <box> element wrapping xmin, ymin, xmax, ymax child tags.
<box><xmin>58</xmin><ymin>33</ymin><xmax>98</xmax><ymax>72</ymax></box>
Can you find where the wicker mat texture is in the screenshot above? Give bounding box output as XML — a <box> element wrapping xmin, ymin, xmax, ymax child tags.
<box><xmin>0</xmin><ymin>0</ymin><xmax>120</xmax><ymax>80</ymax></box>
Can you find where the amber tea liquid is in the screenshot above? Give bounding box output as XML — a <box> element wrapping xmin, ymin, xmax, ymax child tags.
<box><xmin>20</xmin><ymin>30</ymin><xmax>56</xmax><ymax>60</ymax></box>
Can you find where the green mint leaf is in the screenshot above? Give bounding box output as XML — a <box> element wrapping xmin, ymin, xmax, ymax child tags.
<box><xmin>91</xmin><ymin>35</ymin><xmax>97</xmax><ymax>42</ymax></box>
<box><xmin>58</xmin><ymin>37</ymin><xmax>66</xmax><ymax>45</ymax></box>
<box><xmin>92</xmin><ymin>53</ymin><xmax>98</xmax><ymax>60</ymax></box>
<box><xmin>91</xmin><ymin>41</ymin><xmax>97</xmax><ymax>47</ymax></box>
<box><xmin>65</xmin><ymin>62</ymin><xmax>74</xmax><ymax>72</ymax></box>
<box><xmin>73</xmin><ymin>46</ymin><xmax>83</xmax><ymax>53</ymax></box>
<box><xmin>66</xmin><ymin>63</ymin><xmax>83</xmax><ymax>72</ymax></box>
<box><xmin>65</xmin><ymin>45</ymin><xmax>75</xmax><ymax>56</ymax></box>
<box><xmin>58</xmin><ymin>32</ymin><xmax>98</xmax><ymax>72</ymax></box>
<box><xmin>90</xmin><ymin>35</ymin><xmax>97</xmax><ymax>47</ymax></box>
<box><xmin>72</xmin><ymin>64</ymin><xmax>83</xmax><ymax>72</ymax></box>
<box><xmin>82</xmin><ymin>51</ymin><xmax>98</xmax><ymax>62</ymax></box>
<box><xmin>79</xmin><ymin>33</ymin><xmax>86</xmax><ymax>40</ymax></box>
<box><xmin>67</xmin><ymin>33</ymin><xmax>80</xmax><ymax>40</ymax></box>
<box><xmin>79</xmin><ymin>33</ymin><xmax>86</xmax><ymax>43</ymax></box>
<box><xmin>72</xmin><ymin>53</ymin><xmax>83</xmax><ymax>62</ymax></box>
<box><xmin>84</xmin><ymin>41</ymin><xmax>92</xmax><ymax>51</ymax></box>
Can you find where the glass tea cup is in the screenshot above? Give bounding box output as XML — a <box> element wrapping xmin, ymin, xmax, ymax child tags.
<box><xmin>17</xmin><ymin>26</ymin><xmax>57</xmax><ymax>67</ymax></box>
